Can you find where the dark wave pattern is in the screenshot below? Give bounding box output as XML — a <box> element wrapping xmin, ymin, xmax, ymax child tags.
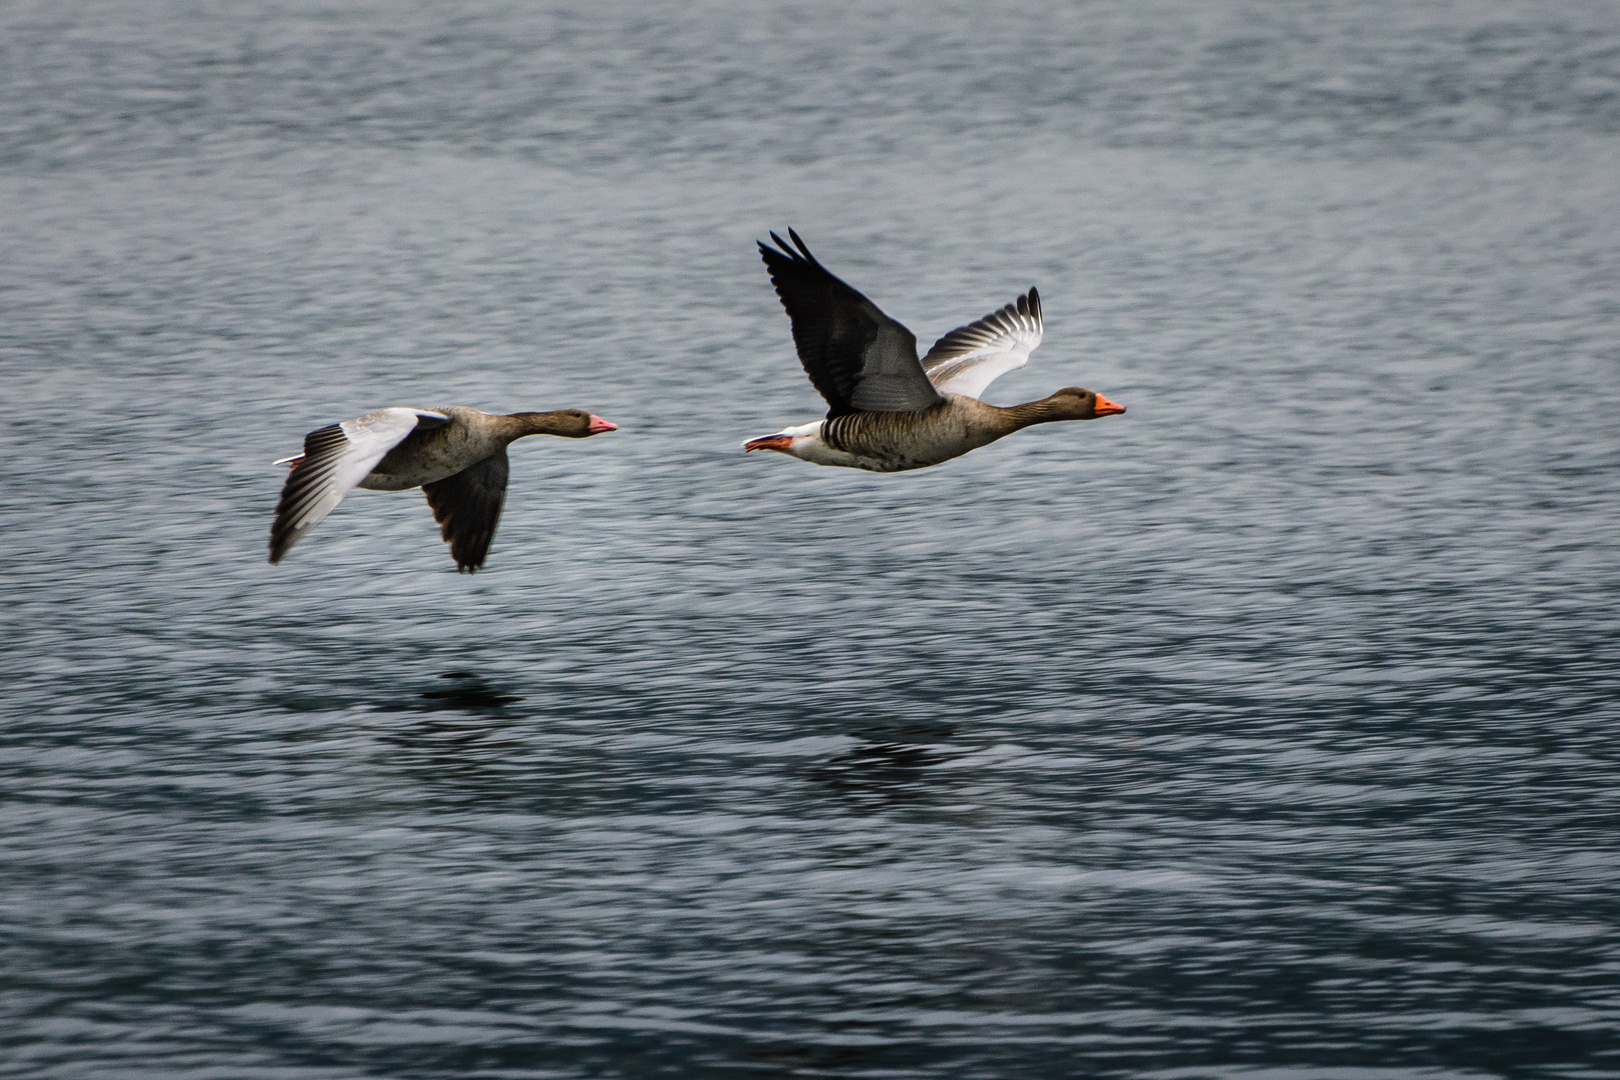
<box><xmin>3</xmin><ymin>1</ymin><xmax>1620</xmax><ymax>1078</ymax></box>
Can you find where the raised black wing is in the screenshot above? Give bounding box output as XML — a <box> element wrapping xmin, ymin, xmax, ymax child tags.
<box><xmin>758</xmin><ymin>230</ymin><xmax>945</xmax><ymax>418</ymax></box>
<box><xmin>421</xmin><ymin>449</ymin><xmax>509</xmax><ymax>573</ymax></box>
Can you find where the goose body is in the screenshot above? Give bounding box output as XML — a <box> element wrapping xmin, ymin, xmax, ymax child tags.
<box><xmin>747</xmin><ymin>230</ymin><xmax>1123</xmax><ymax>472</ymax></box>
<box><xmin>752</xmin><ymin>396</ymin><xmax>1021</xmax><ymax>472</ymax></box>
<box><xmin>270</xmin><ymin>404</ymin><xmax>616</xmax><ymax>572</ymax></box>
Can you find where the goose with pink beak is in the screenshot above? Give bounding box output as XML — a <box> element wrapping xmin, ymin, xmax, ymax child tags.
<box><xmin>270</xmin><ymin>405</ymin><xmax>616</xmax><ymax>572</ymax></box>
<box><xmin>748</xmin><ymin>230</ymin><xmax>1123</xmax><ymax>472</ymax></box>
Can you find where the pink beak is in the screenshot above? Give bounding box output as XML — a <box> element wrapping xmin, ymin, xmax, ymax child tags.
<box><xmin>587</xmin><ymin>415</ymin><xmax>618</xmax><ymax>434</ymax></box>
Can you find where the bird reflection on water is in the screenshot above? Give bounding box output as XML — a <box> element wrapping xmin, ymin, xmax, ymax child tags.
<box><xmin>265</xmin><ymin>670</ymin><xmax>523</xmax><ymax>717</ymax></box>
<box><xmin>806</xmin><ymin>719</ymin><xmax>956</xmax><ymax>809</ymax></box>
<box><xmin>375</xmin><ymin>673</ymin><xmax>539</xmax><ymax>806</ymax></box>
<box><xmin>418</xmin><ymin>671</ymin><xmax>525</xmax><ymax>712</ymax></box>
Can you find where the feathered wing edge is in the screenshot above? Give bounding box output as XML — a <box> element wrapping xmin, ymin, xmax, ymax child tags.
<box><xmin>269</xmin><ymin>423</ymin><xmax>352</xmax><ymax>564</ymax></box>
<box><xmin>921</xmin><ymin>287</ymin><xmax>1044</xmax><ymax>400</ymax></box>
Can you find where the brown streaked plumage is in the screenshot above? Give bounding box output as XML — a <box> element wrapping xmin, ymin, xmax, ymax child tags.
<box><xmin>269</xmin><ymin>405</ymin><xmax>616</xmax><ymax>572</ymax></box>
<box><xmin>748</xmin><ymin>230</ymin><xmax>1123</xmax><ymax>472</ymax></box>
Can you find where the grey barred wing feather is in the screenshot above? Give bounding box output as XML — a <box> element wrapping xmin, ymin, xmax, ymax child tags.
<box><xmin>921</xmin><ymin>288</ymin><xmax>1044</xmax><ymax>400</ymax></box>
<box><xmin>421</xmin><ymin>449</ymin><xmax>509</xmax><ymax>574</ymax></box>
<box><xmin>758</xmin><ymin>230</ymin><xmax>945</xmax><ymax>417</ymax></box>
<box><xmin>269</xmin><ymin>408</ymin><xmax>450</xmax><ymax>564</ymax></box>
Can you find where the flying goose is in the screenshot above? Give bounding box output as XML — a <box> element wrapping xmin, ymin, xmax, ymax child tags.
<box><xmin>269</xmin><ymin>405</ymin><xmax>616</xmax><ymax>572</ymax></box>
<box><xmin>746</xmin><ymin>230</ymin><xmax>1123</xmax><ymax>471</ymax></box>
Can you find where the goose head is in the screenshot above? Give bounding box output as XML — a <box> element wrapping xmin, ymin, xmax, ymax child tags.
<box><xmin>514</xmin><ymin>409</ymin><xmax>619</xmax><ymax>438</ymax></box>
<box><xmin>1044</xmin><ymin>387</ymin><xmax>1126</xmax><ymax>420</ymax></box>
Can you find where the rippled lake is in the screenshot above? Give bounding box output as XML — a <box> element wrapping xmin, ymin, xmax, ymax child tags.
<box><xmin>4</xmin><ymin>1</ymin><xmax>1619</xmax><ymax>1077</ymax></box>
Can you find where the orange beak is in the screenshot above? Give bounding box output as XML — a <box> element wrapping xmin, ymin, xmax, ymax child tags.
<box><xmin>744</xmin><ymin>434</ymin><xmax>795</xmax><ymax>453</ymax></box>
<box><xmin>587</xmin><ymin>415</ymin><xmax>618</xmax><ymax>434</ymax></box>
<box><xmin>1093</xmin><ymin>394</ymin><xmax>1125</xmax><ymax>417</ymax></box>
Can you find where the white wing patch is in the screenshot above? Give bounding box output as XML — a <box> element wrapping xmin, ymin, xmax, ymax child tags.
<box><xmin>269</xmin><ymin>408</ymin><xmax>448</xmax><ymax>563</ymax></box>
<box><xmin>920</xmin><ymin>289</ymin><xmax>1044</xmax><ymax>401</ymax></box>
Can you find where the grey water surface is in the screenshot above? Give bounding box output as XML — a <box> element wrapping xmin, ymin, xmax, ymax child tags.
<box><xmin>4</xmin><ymin>1</ymin><xmax>1620</xmax><ymax>1077</ymax></box>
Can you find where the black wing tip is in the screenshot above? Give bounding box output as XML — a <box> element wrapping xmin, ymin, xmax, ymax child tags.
<box><xmin>758</xmin><ymin>233</ymin><xmax>792</xmax><ymax>270</ymax></box>
<box><xmin>267</xmin><ymin>527</ymin><xmax>296</xmax><ymax>564</ymax></box>
<box><xmin>447</xmin><ymin>535</ymin><xmax>489</xmax><ymax>571</ymax></box>
<box><xmin>1013</xmin><ymin>287</ymin><xmax>1041</xmax><ymax>319</ymax></box>
<box><xmin>452</xmin><ymin>543</ymin><xmax>491</xmax><ymax>572</ymax></box>
<box><xmin>758</xmin><ymin>228</ymin><xmax>817</xmax><ymax>265</ymax></box>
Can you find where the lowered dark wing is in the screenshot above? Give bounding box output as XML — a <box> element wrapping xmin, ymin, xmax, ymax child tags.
<box><xmin>421</xmin><ymin>449</ymin><xmax>509</xmax><ymax>573</ymax></box>
<box><xmin>758</xmin><ymin>230</ymin><xmax>945</xmax><ymax>417</ymax></box>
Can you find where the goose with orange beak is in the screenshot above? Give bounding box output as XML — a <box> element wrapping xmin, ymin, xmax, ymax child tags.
<box><xmin>747</xmin><ymin>230</ymin><xmax>1123</xmax><ymax>472</ymax></box>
